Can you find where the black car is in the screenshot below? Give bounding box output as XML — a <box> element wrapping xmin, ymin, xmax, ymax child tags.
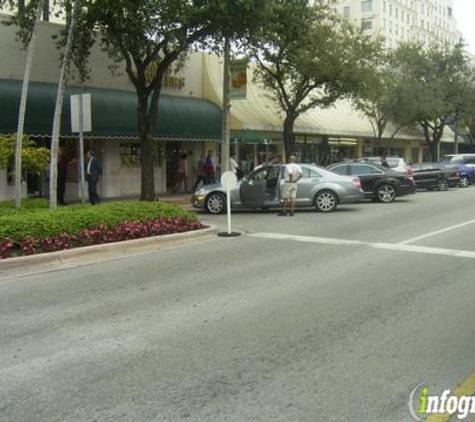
<box><xmin>327</xmin><ymin>162</ymin><xmax>416</xmax><ymax>203</ymax></box>
<box><xmin>410</xmin><ymin>163</ymin><xmax>459</xmax><ymax>191</ymax></box>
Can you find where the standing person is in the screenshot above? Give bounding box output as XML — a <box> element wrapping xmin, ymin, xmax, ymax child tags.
<box><xmin>57</xmin><ymin>146</ymin><xmax>68</xmax><ymax>205</ymax></box>
<box><xmin>176</xmin><ymin>152</ymin><xmax>188</xmax><ymax>193</ymax></box>
<box><xmin>229</xmin><ymin>152</ymin><xmax>239</xmax><ymax>176</ymax></box>
<box><xmin>86</xmin><ymin>150</ymin><xmax>102</xmax><ymax>205</ymax></box>
<box><xmin>279</xmin><ymin>155</ymin><xmax>302</xmax><ymax>217</ymax></box>
<box><xmin>192</xmin><ymin>155</ymin><xmax>207</xmax><ymax>191</ymax></box>
<box><xmin>204</xmin><ymin>150</ymin><xmax>215</xmax><ymax>184</ymax></box>
<box><xmin>381</xmin><ymin>154</ymin><xmax>389</xmax><ymax>167</ymax></box>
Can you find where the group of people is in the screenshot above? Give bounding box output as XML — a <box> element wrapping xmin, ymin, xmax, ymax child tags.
<box><xmin>57</xmin><ymin>148</ymin><xmax>102</xmax><ymax>206</ymax></box>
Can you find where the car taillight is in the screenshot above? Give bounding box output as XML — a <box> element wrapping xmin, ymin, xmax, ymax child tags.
<box><xmin>352</xmin><ymin>177</ymin><xmax>361</xmax><ymax>189</ymax></box>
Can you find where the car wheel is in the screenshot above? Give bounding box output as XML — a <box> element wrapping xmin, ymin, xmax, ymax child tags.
<box><xmin>436</xmin><ymin>179</ymin><xmax>448</xmax><ymax>191</ymax></box>
<box><xmin>459</xmin><ymin>176</ymin><xmax>470</xmax><ymax>188</ymax></box>
<box><xmin>205</xmin><ymin>192</ymin><xmax>226</xmax><ymax>214</ymax></box>
<box><xmin>314</xmin><ymin>190</ymin><xmax>338</xmax><ymax>212</ymax></box>
<box><xmin>376</xmin><ymin>184</ymin><xmax>396</xmax><ymax>203</ymax></box>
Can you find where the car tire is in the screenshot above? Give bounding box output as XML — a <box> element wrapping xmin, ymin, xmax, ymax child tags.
<box><xmin>436</xmin><ymin>179</ymin><xmax>448</xmax><ymax>191</ymax></box>
<box><xmin>205</xmin><ymin>192</ymin><xmax>226</xmax><ymax>214</ymax></box>
<box><xmin>376</xmin><ymin>184</ymin><xmax>397</xmax><ymax>203</ymax></box>
<box><xmin>459</xmin><ymin>176</ymin><xmax>470</xmax><ymax>188</ymax></box>
<box><xmin>314</xmin><ymin>190</ymin><xmax>338</xmax><ymax>212</ymax></box>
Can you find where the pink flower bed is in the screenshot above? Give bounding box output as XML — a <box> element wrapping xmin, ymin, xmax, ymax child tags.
<box><xmin>0</xmin><ymin>217</ymin><xmax>202</xmax><ymax>259</ymax></box>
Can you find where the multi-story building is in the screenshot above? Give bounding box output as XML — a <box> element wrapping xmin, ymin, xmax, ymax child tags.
<box><xmin>330</xmin><ymin>0</ymin><xmax>463</xmax><ymax>50</ymax></box>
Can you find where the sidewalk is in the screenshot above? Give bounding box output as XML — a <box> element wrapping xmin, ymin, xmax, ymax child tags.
<box><xmin>68</xmin><ymin>192</ymin><xmax>194</xmax><ymax>210</ymax></box>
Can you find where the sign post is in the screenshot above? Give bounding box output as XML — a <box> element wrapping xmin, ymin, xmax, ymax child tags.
<box><xmin>71</xmin><ymin>93</ymin><xmax>91</xmax><ymax>204</ymax></box>
<box><xmin>217</xmin><ymin>171</ymin><xmax>241</xmax><ymax>237</ymax></box>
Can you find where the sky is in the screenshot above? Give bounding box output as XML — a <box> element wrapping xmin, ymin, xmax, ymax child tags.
<box><xmin>454</xmin><ymin>0</ymin><xmax>475</xmax><ymax>55</ymax></box>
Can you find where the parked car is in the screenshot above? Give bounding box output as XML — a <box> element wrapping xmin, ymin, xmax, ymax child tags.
<box><xmin>191</xmin><ymin>164</ymin><xmax>364</xmax><ymax>214</ymax></box>
<box><xmin>437</xmin><ymin>161</ymin><xmax>475</xmax><ymax>188</ymax></box>
<box><xmin>327</xmin><ymin>162</ymin><xmax>416</xmax><ymax>203</ymax></box>
<box><xmin>410</xmin><ymin>163</ymin><xmax>459</xmax><ymax>191</ymax></box>
<box><xmin>356</xmin><ymin>156</ymin><xmax>410</xmax><ymax>173</ymax></box>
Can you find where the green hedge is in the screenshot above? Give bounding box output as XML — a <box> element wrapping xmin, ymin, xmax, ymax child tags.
<box><xmin>0</xmin><ymin>200</ymin><xmax>197</xmax><ymax>243</ymax></box>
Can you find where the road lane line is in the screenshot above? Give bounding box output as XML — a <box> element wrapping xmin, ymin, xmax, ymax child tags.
<box><xmin>398</xmin><ymin>218</ymin><xmax>475</xmax><ymax>245</ymax></box>
<box><xmin>250</xmin><ymin>232</ymin><xmax>475</xmax><ymax>260</ymax></box>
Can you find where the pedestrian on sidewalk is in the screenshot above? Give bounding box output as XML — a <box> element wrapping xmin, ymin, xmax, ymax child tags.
<box><xmin>192</xmin><ymin>155</ymin><xmax>207</xmax><ymax>191</ymax></box>
<box><xmin>86</xmin><ymin>150</ymin><xmax>102</xmax><ymax>205</ymax></box>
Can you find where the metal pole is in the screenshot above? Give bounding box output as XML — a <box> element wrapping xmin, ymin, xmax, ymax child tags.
<box><xmin>78</xmin><ymin>94</ymin><xmax>86</xmax><ymax>203</ymax></box>
<box><xmin>221</xmin><ymin>36</ymin><xmax>231</xmax><ymax>174</ymax></box>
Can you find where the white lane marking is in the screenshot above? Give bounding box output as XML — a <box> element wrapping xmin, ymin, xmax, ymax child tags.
<box><xmin>398</xmin><ymin>218</ymin><xmax>475</xmax><ymax>245</ymax></box>
<box><xmin>250</xmin><ymin>232</ymin><xmax>475</xmax><ymax>260</ymax></box>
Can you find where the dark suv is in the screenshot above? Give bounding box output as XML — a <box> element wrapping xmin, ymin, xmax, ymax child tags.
<box><xmin>327</xmin><ymin>162</ymin><xmax>416</xmax><ymax>203</ymax></box>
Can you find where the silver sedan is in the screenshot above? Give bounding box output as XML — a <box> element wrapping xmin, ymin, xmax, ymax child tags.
<box><xmin>191</xmin><ymin>164</ymin><xmax>364</xmax><ymax>214</ymax></box>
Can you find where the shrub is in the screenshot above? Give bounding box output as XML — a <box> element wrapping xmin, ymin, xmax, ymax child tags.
<box><xmin>0</xmin><ymin>201</ymin><xmax>202</xmax><ymax>258</ymax></box>
<box><xmin>0</xmin><ymin>201</ymin><xmax>197</xmax><ymax>243</ymax></box>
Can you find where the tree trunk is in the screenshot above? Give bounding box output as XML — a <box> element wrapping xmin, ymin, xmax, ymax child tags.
<box><xmin>14</xmin><ymin>0</ymin><xmax>44</xmax><ymax>209</ymax></box>
<box><xmin>137</xmin><ymin>93</ymin><xmax>156</xmax><ymax>201</ymax></box>
<box><xmin>454</xmin><ymin>115</ymin><xmax>459</xmax><ymax>154</ymax></box>
<box><xmin>283</xmin><ymin>113</ymin><xmax>298</xmax><ymax>159</ymax></box>
<box><xmin>49</xmin><ymin>0</ymin><xmax>79</xmax><ymax>211</ymax></box>
<box><xmin>43</xmin><ymin>0</ymin><xmax>49</xmax><ymax>21</ymax></box>
<box><xmin>428</xmin><ymin>142</ymin><xmax>438</xmax><ymax>162</ymax></box>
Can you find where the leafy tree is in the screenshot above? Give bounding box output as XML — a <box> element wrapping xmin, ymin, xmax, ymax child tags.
<box><xmin>1</xmin><ymin>0</ymin><xmax>45</xmax><ymax>208</ymax></box>
<box><xmin>352</xmin><ymin>52</ymin><xmax>416</xmax><ymax>152</ymax></box>
<box><xmin>392</xmin><ymin>42</ymin><xmax>475</xmax><ymax>161</ymax></box>
<box><xmin>249</xmin><ymin>0</ymin><xmax>382</xmax><ymax>157</ymax></box>
<box><xmin>75</xmin><ymin>0</ymin><xmax>268</xmax><ymax>201</ymax></box>
<box><xmin>0</xmin><ymin>135</ymin><xmax>50</xmax><ymax>176</ymax></box>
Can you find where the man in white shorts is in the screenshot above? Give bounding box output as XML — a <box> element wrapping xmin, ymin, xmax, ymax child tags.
<box><xmin>278</xmin><ymin>155</ymin><xmax>303</xmax><ymax>217</ymax></box>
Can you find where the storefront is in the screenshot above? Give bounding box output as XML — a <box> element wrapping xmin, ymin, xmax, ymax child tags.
<box><xmin>0</xmin><ymin>15</ymin><xmax>222</xmax><ymax>201</ymax></box>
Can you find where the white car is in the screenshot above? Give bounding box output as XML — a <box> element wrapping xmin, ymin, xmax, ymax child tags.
<box><xmin>356</xmin><ymin>156</ymin><xmax>410</xmax><ymax>173</ymax></box>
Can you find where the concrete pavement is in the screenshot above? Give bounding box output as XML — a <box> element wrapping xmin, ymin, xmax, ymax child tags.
<box><xmin>2</xmin><ymin>188</ymin><xmax>475</xmax><ymax>421</ymax></box>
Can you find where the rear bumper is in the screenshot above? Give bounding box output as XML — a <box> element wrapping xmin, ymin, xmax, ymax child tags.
<box><xmin>340</xmin><ymin>190</ymin><xmax>365</xmax><ymax>204</ymax></box>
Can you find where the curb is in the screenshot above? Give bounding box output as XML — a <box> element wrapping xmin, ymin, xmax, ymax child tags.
<box><xmin>0</xmin><ymin>225</ymin><xmax>218</xmax><ymax>274</ymax></box>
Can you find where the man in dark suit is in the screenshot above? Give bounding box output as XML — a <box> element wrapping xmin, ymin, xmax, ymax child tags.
<box><xmin>86</xmin><ymin>150</ymin><xmax>102</xmax><ymax>205</ymax></box>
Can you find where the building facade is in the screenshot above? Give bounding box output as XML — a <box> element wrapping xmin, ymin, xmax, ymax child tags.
<box><xmin>330</xmin><ymin>0</ymin><xmax>462</xmax><ymax>49</ymax></box>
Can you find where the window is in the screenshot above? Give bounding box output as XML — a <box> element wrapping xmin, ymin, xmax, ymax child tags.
<box><xmin>301</xmin><ymin>167</ymin><xmax>322</xmax><ymax>178</ymax></box>
<box><xmin>329</xmin><ymin>165</ymin><xmax>348</xmax><ymax>176</ymax></box>
<box><xmin>361</xmin><ymin>0</ymin><xmax>372</xmax><ymax>13</ymax></box>
<box><xmin>249</xmin><ymin>167</ymin><xmax>270</xmax><ymax>182</ymax></box>
<box><xmin>120</xmin><ymin>143</ymin><xmax>162</xmax><ymax>167</ymax></box>
<box><xmin>343</xmin><ymin>6</ymin><xmax>350</xmax><ymax>18</ymax></box>
<box><xmin>351</xmin><ymin>165</ymin><xmax>383</xmax><ymax>176</ymax></box>
<box><xmin>362</xmin><ymin>18</ymin><xmax>373</xmax><ymax>30</ymax></box>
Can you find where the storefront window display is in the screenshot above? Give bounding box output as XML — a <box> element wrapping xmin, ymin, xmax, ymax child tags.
<box><xmin>120</xmin><ymin>142</ymin><xmax>163</xmax><ymax>167</ymax></box>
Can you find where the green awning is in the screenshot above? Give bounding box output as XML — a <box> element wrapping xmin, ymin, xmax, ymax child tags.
<box><xmin>0</xmin><ymin>79</ymin><xmax>222</xmax><ymax>140</ymax></box>
<box><xmin>231</xmin><ymin>129</ymin><xmax>270</xmax><ymax>144</ymax></box>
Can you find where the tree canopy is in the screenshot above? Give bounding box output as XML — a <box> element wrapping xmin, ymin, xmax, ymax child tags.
<box><xmin>391</xmin><ymin>42</ymin><xmax>475</xmax><ymax>160</ymax></box>
<box><xmin>249</xmin><ymin>0</ymin><xmax>383</xmax><ymax>156</ymax></box>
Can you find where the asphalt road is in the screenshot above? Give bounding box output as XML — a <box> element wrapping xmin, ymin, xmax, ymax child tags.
<box><xmin>2</xmin><ymin>188</ymin><xmax>475</xmax><ymax>422</ymax></box>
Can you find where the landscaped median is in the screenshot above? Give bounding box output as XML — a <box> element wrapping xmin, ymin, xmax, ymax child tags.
<box><xmin>0</xmin><ymin>199</ymin><xmax>203</xmax><ymax>259</ymax></box>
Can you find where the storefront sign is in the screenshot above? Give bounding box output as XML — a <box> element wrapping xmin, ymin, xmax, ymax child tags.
<box><xmin>142</xmin><ymin>62</ymin><xmax>185</xmax><ymax>89</ymax></box>
<box><xmin>230</xmin><ymin>59</ymin><xmax>248</xmax><ymax>99</ymax></box>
